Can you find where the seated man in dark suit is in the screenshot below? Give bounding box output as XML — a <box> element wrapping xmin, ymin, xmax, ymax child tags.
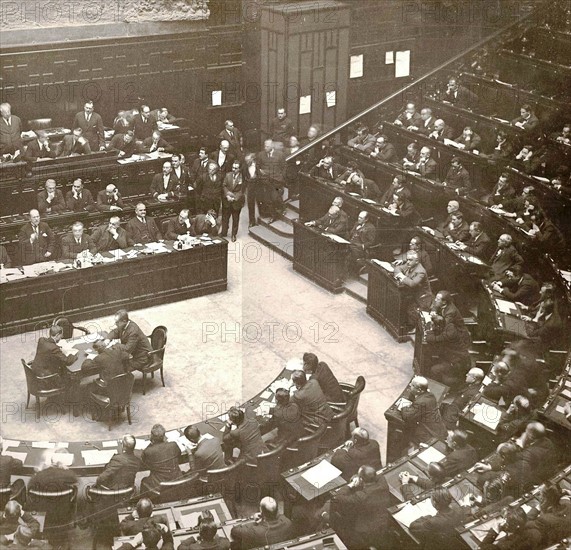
<box><xmin>95</xmin><ymin>435</ymin><xmax>143</xmax><ymax>490</ymax></box>
<box><xmin>491</xmin><ymin>265</ymin><xmax>540</xmax><ymax>307</ymax></box>
<box><xmin>178</xmin><ymin>515</ymin><xmax>230</xmax><ymax>550</ymax></box>
<box><xmin>183</xmin><ymin>426</ymin><xmax>225</xmax><ymax>473</ymax></box>
<box><xmin>126</xmin><ymin>203</ymin><xmax>163</xmax><ymax>244</ymax></box>
<box><xmin>327</xmin><ymin>466</ymin><xmax>391</xmax><ymax>549</ymax></box>
<box><xmin>0</xmin><ymin>501</ymin><xmax>40</xmax><ymax>540</ymax></box>
<box><xmin>490</xmin><ymin>233</ymin><xmax>523</xmax><ymax>279</ymax></box>
<box><xmin>118</xmin><ymin>519</ymin><xmax>174</xmax><ymax>550</ymax></box>
<box><xmin>150</xmin><ymin>161</ymin><xmax>180</xmax><ymax>201</ymax></box>
<box><xmin>442</xmin><ymin>77</ymin><xmax>478</xmax><ymax>108</ymax></box>
<box><xmin>399</xmin><ymin>462</ymin><xmax>447</xmax><ymax>500</ymax></box>
<box><xmin>82</xmin><ymin>338</ymin><xmax>130</xmax><ymax>395</ymax></box>
<box><xmin>410</xmin><ymin>146</ymin><xmax>438</xmax><ymax>178</ymax></box>
<box><xmin>23</xmin><ymin>130</ymin><xmax>56</xmax><ymax>163</ymax></box>
<box><xmin>65</xmin><ymin>178</ymin><xmax>97</xmax><ymax>212</ymax></box>
<box><xmin>442</xmin><ymin>211</ymin><xmax>470</xmax><ymax>243</ymax></box>
<box><xmin>409</xmin><ymin>488</ymin><xmax>467</xmax><ymax>550</ymax></box>
<box><xmin>441</xmin><ymin>367</ymin><xmax>484</xmax><ymax>429</ymax></box>
<box><xmin>347</xmin><ymin>125</ymin><xmax>376</xmax><ymax>153</ymax></box>
<box><xmin>511</xmin><ymin>104</ymin><xmax>540</xmax><ymax>133</ymax></box>
<box><xmin>393</xmin><ymin>235</ymin><xmax>433</xmax><ymax>275</ymax></box>
<box><xmin>140</xmin><ymin>424</ymin><xmax>183</xmax><ymax>494</ymax></box>
<box><xmin>302</xmin><ymin>352</ymin><xmax>345</xmax><ymax>403</ymax></box>
<box><xmin>31</xmin><ymin>324</ymin><xmax>76</xmax><ymax>377</ymax></box>
<box><xmin>428</xmin><ymin>118</ymin><xmax>455</xmax><ymax>142</ymax></box>
<box><xmin>57</xmin><ymin>127</ymin><xmax>91</xmax><ymax>157</ymax></box>
<box><xmin>107</xmin><ymin>309</ymin><xmax>153</xmax><ymax>372</ymax></box>
<box><xmin>308</xmin><ymin>155</ymin><xmax>344</xmax><ymax>181</ymax></box>
<box><xmin>523</xmin><ymin>298</ymin><xmax>564</xmax><ymax>353</ymax></box>
<box><xmin>480</xmin><ymin>507</ymin><xmax>541</xmax><ymax>550</ymax></box>
<box><xmin>193</xmin><ymin>209</ymin><xmax>219</xmax><ymax>236</ymax></box>
<box><xmin>454</xmin><ymin>126</ymin><xmax>482</xmax><ymax>151</ymax></box>
<box><xmin>222</xmin><ymin>406</ymin><xmax>268</xmax><ymax>463</ymax></box>
<box><xmin>107</xmin><ymin>129</ymin><xmax>138</xmax><ymax>157</ymax></box>
<box><xmin>393</xmin><ymin>102</ymin><xmax>422</xmax><ymax>129</ymax></box>
<box><xmin>120</xmin><ymin>498</ymin><xmax>155</xmax><ymax>535</ymax></box>
<box><xmin>230</xmin><ymin>497</ymin><xmax>295</xmax><ymax>550</ymax></box>
<box><xmin>0</xmin><ymin>438</ymin><xmax>25</xmax><ymax>505</ymax></box>
<box><xmin>441</xmin><ymin>429</ymin><xmax>478</xmax><ymax>477</ymax></box>
<box><xmin>18</xmin><ymin>209</ymin><xmax>55</xmax><ymax>265</ymax></box>
<box><xmin>97</xmin><ymin>184</ymin><xmax>125</xmax><ymax>212</ymax></box>
<box><xmin>330</xmin><ymin>428</ymin><xmax>382</xmax><ymax>480</ymax></box>
<box><xmin>456</xmin><ymin>221</ymin><xmax>491</xmax><ymax>260</ymax></box>
<box><xmin>304</xmin><ymin>205</ymin><xmax>348</xmax><ymax>237</ymax></box>
<box><xmin>345</xmin><ymin>173</ymin><xmax>381</xmax><ymax>201</ymax></box>
<box><xmin>92</xmin><ymin>217</ymin><xmax>134</xmax><ymax>252</ymax></box>
<box><xmin>165</xmin><ymin>209</ymin><xmax>194</xmax><ymax>240</ymax></box>
<box><xmin>261</xmin><ymin>388</ymin><xmax>305</xmax><ymax>448</ymax></box>
<box><xmin>369</xmin><ymin>135</ymin><xmax>397</xmax><ymax>163</ymax></box>
<box><xmin>37</xmin><ymin>179</ymin><xmax>66</xmax><ymax>215</ymax></box>
<box><xmin>290</xmin><ymin>370</ymin><xmax>333</xmax><ymax>428</ymax></box>
<box><xmin>394</xmin><ymin>376</ymin><xmax>448</xmax><ymax>446</ymax></box>
<box><xmin>142</xmin><ymin>130</ymin><xmax>174</xmax><ymax>154</ymax></box>
<box><xmin>443</xmin><ymin>157</ymin><xmax>471</xmax><ymax>195</ymax></box>
<box><xmin>61</xmin><ymin>221</ymin><xmax>97</xmax><ymax>260</ymax></box>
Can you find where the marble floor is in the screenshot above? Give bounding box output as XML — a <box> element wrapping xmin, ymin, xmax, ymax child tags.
<box><xmin>0</xmin><ymin>208</ymin><xmax>414</xmax><ymax>465</ymax></box>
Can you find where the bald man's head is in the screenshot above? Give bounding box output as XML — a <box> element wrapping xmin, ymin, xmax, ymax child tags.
<box><xmin>260</xmin><ymin>497</ymin><xmax>278</xmax><ymax>519</ymax></box>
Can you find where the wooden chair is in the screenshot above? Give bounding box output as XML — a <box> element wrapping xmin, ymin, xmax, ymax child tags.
<box><xmin>21</xmin><ymin>359</ymin><xmax>66</xmax><ymax>420</ymax></box>
<box><xmin>52</xmin><ymin>316</ymin><xmax>89</xmax><ymax>339</ymax></box>
<box><xmin>332</xmin><ymin>376</ymin><xmax>366</xmax><ymax>436</ymax></box>
<box><xmin>283</xmin><ymin>423</ymin><xmax>328</xmax><ymax>470</ymax></box>
<box><xmin>200</xmin><ymin>458</ymin><xmax>246</xmax><ymax>508</ymax></box>
<box><xmin>138</xmin><ymin>326</ymin><xmax>167</xmax><ymax>395</ymax></box>
<box><xmin>244</xmin><ymin>442</ymin><xmax>288</xmax><ymax>500</ymax></box>
<box><xmin>89</xmin><ymin>372</ymin><xmax>135</xmax><ymax>430</ymax></box>
<box><xmin>318</xmin><ymin>407</ymin><xmax>353</xmax><ymax>453</ymax></box>
<box><xmin>85</xmin><ymin>485</ymin><xmax>135</xmax><ymax>549</ymax></box>
<box><xmin>27</xmin><ymin>486</ymin><xmax>77</xmax><ymax>545</ymax></box>
<box><xmin>150</xmin><ymin>472</ymin><xmax>202</xmax><ymax>504</ymax></box>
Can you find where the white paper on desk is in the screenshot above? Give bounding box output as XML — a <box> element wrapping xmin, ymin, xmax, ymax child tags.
<box><xmin>472</xmin><ymin>517</ymin><xmax>506</xmax><ymax>542</ymax></box>
<box><xmin>532</xmin><ymin>176</ymin><xmax>550</xmax><ymax>183</ymax></box>
<box><xmin>301</xmin><ymin>460</ymin><xmax>342</xmax><ymax>489</ymax></box>
<box><xmin>489</xmin><ymin>205</ymin><xmax>509</xmax><ymax>215</ymax></box>
<box><xmin>102</xmin><ymin>440</ymin><xmax>118</xmax><ymax>448</ymax></box>
<box><xmin>109</xmin><ymin>249</ymin><xmax>128</xmax><ymax>259</ymax></box>
<box><xmin>55</xmin><ymin>442</ymin><xmax>69</xmax><ymax>448</ymax></box>
<box><xmin>361</xmin><ymin>198</ymin><xmax>378</xmax><ymax>204</ymax></box>
<box><xmin>556</xmin><ymin>405</ymin><xmax>568</xmax><ymax>415</ymax></box>
<box><xmin>1</xmin><ymin>439</ymin><xmax>20</xmax><ymax>448</ymax></box>
<box><xmin>370</xmin><ymin>259</ymin><xmax>394</xmax><ymax>272</ymax></box>
<box><xmin>393</xmin><ymin>499</ymin><xmax>437</xmax><ymax>528</ymax></box>
<box><xmin>443</xmin><ymin>138</ymin><xmax>463</xmax><ymax>149</ymax></box>
<box><xmin>135</xmin><ymin>439</ymin><xmax>150</xmax><ymax>450</ymax></box>
<box><xmin>260</xmin><ymin>390</ymin><xmax>273</xmax><ymax>399</ymax></box>
<box><xmin>323</xmin><ymin>233</ymin><xmax>350</xmax><ymax>244</ymax></box>
<box><xmin>3</xmin><ymin>451</ymin><xmax>27</xmax><ymax>462</ymax></box>
<box><xmin>461</xmin><ymin>253</ymin><xmax>485</xmax><ymax>265</ymax></box>
<box><xmin>421</xmin><ymin>226</ymin><xmax>435</xmax><ymax>235</ymax></box>
<box><xmin>178</xmin><ymin>509</ymin><xmax>221</xmax><ymax>530</ymax></box>
<box><xmin>145</xmin><ymin>242</ymin><xmax>168</xmax><ymax>251</ymax></box>
<box><xmin>482</xmin><ymin>375</ymin><xmax>492</xmax><ymax>386</ymax></box>
<box><xmin>560</xmin><ymin>389</ymin><xmax>571</xmax><ymax>399</ymax></box>
<box><xmin>381</xmin><ymin>207</ymin><xmax>399</xmax><ymax>216</ymax></box>
<box><xmin>346</xmin><ymin>192</ymin><xmax>361</xmax><ymax>197</ymax></box>
<box><xmin>54</xmin><ymin>453</ymin><xmax>74</xmax><ymax>466</ymax></box>
<box><xmin>492</xmin><ymin>116</ymin><xmax>509</xmax><ymax>123</ymax></box>
<box><xmin>84</xmin><ymin>352</ymin><xmax>97</xmax><ymax>360</ymax></box>
<box><xmin>32</xmin><ymin>441</ymin><xmax>55</xmax><ymax>448</ymax></box>
<box><xmin>269</xmin><ymin>378</ymin><xmax>294</xmax><ymax>394</ymax></box>
<box><xmin>495</xmin><ymin>298</ymin><xmax>517</xmax><ymax>315</ymax></box>
<box><xmin>417</xmin><ymin>446</ymin><xmax>446</xmax><ymax>465</ymax></box>
<box><xmin>0</xmin><ymin>268</ymin><xmax>23</xmax><ymax>277</ymax></box>
<box><xmin>254</xmin><ymin>400</ymin><xmax>274</xmax><ymax>417</ymax></box>
<box><xmin>81</xmin><ymin>449</ymin><xmax>116</xmax><ymax>466</ymax></box>
<box><xmin>421</xmin><ymin>311</ymin><xmax>431</xmax><ymax>324</ymax></box>
<box><xmin>471</xmin><ymin>402</ymin><xmax>501</xmax><ymax>430</ymax></box>
<box><xmin>165</xmin><ymin>429</ymin><xmax>181</xmax><ymax>442</ymax></box>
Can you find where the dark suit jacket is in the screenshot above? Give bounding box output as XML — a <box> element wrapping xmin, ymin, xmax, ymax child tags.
<box><xmin>31</xmin><ymin>337</ymin><xmax>76</xmax><ymax>376</ymax></box>
<box><xmin>189</xmin><ymin>437</ymin><xmax>225</xmax><ymax>473</ymax></box>
<box><xmin>142</xmin><ymin>136</ymin><xmax>174</xmax><ymax>154</ymax></box>
<box><xmin>347</xmin><ymin>178</ymin><xmax>381</xmax><ymax>201</ymax></box>
<box><xmin>107</xmin><ymin>134</ymin><xmax>138</xmax><ymax>156</ymax></box>
<box><xmin>511</xmin><ymin>113</ymin><xmax>540</xmax><ymax>132</ymax></box>
<box><xmin>330</xmin><ymin>477</ymin><xmax>391</xmax><ymax>548</ymax></box>
<box><xmin>172</xmin><ymin>165</ymin><xmax>191</xmax><ymax>189</ymax></box>
<box><xmin>464</xmin><ymin>231</ymin><xmax>491</xmax><ymax>259</ymax></box>
<box><xmin>196</xmin><ymin>173</ymin><xmax>224</xmax><ymax>204</ymax></box>
<box><xmin>132</xmin><ymin>114</ymin><xmax>158</xmax><ymax>140</ymax></box>
<box><xmin>223</xmin><ymin>173</ymin><xmax>245</xmax><ymax>209</ymax></box>
<box><xmin>217</xmin><ymin>128</ymin><xmax>242</xmax><ymax>155</ymax></box>
<box><xmin>264</xmin><ymin>402</ymin><xmax>305</xmax><ymax>445</ymax></box>
<box><xmin>150</xmin><ymin>173</ymin><xmax>180</xmax><ymax>198</ymax></box>
<box><xmin>125</xmin><ymin>215</ymin><xmax>163</xmax><ymax>244</ymax></box>
<box><xmin>209</xmin><ymin>150</ymin><xmax>235</xmax><ymax>175</ymax></box>
<box><xmin>60</xmin><ymin>233</ymin><xmax>97</xmax><ymax>259</ymax></box>
<box><xmin>426</xmin><ymin>302</ymin><xmax>471</xmax><ymax>360</ymax></box>
<box><xmin>28</xmin><ymin>466</ymin><xmax>77</xmax><ymax>493</ymax></box>
<box><xmin>73</xmin><ymin>111</ymin><xmax>105</xmax><ymax>150</ymax></box>
<box><xmin>37</xmin><ymin>189</ymin><xmax>66</xmax><ymax>214</ymax></box>
<box><xmin>96</xmin><ymin>189</ymin><xmax>125</xmax><ymax>211</ymax></box>
<box><xmin>429</xmin><ymin>125</ymin><xmax>455</xmax><ymax>142</ymax></box>
<box><xmin>490</xmin><ymin>245</ymin><xmax>523</xmax><ymax>278</ymax></box>
<box><xmin>117</xmin><ymin>529</ymin><xmax>174</xmax><ymax>550</ymax></box>
<box><xmin>314</xmin><ymin>213</ymin><xmax>348</xmax><ymax>237</ymax></box>
<box><xmin>330</xmin><ymin>439</ymin><xmax>382</xmax><ymax>480</ymax></box>
<box><xmin>409</xmin><ymin>507</ymin><xmax>466</xmax><ymax>550</ymax></box>
<box><xmin>179</xmin><ymin>535</ymin><xmax>230</xmax><ymax>550</ymax></box>
<box><xmin>309</xmin><ymin>163</ymin><xmax>344</xmax><ymax>182</ymax></box>
<box><xmin>58</xmin><ymin>134</ymin><xmax>91</xmax><ymax>156</ymax></box>
<box><xmin>396</xmin><ymin>110</ymin><xmax>422</xmax><ymax>128</ymax></box>
<box><xmin>96</xmin><ymin>451</ymin><xmax>143</xmax><ymax>490</ymax></box>
<box><xmin>65</xmin><ymin>189</ymin><xmax>96</xmax><ymax>212</ymax></box>
<box><xmin>165</xmin><ymin>217</ymin><xmax>195</xmax><ymax>240</ymax></box>
<box><xmin>312</xmin><ymin>362</ymin><xmax>345</xmax><ymax>403</ymax></box>
<box><xmin>454</xmin><ymin>132</ymin><xmax>481</xmax><ymax>151</ymax></box>
<box><xmin>291</xmin><ymin>379</ymin><xmax>334</xmax><ymax>427</ymax></box>
<box><xmin>443</xmin><ymin>220</ymin><xmax>470</xmax><ymax>242</ymax></box>
<box><xmin>257</xmin><ymin>150</ymin><xmax>286</xmax><ymax>182</ymax></box>
<box><xmin>24</xmin><ymin>139</ymin><xmax>56</xmax><ymax>162</ymax></box>
<box><xmin>81</xmin><ymin>345</ymin><xmax>130</xmax><ymax>383</ymax></box>
<box><xmin>349</xmin><ymin>221</ymin><xmax>376</xmax><ymax>253</ymax></box>
<box><xmin>91</xmin><ymin>225</ymin><xmax>134</xmax><ymax>252</ymax></box>
<box><xmin>506</xmin><ymin>437</ymin><xmax>557</xmax><ymax>490</ymax></box>
<box><xmin>223</xmin><ymin>417</ymin><xmax>268</xmax><ymax>462</ymax></box>
<box><xmin>18</xmin><ymin>221</ymin><xmax>55</xmax><ymax>265</ymax></box>
<box><xmin>445</xmin><ymin>165</ymin><xmax>471</xmax><ymax>192</ymax></box>
<box><xmin>193</xmin><ymin>214</ymin><xmax>219</xmax><ymax>236</ymax></box>
<box><xmin>190</xmin><ymin>158</ymin><xmax>210</xmax><ymax>184</ymax></box>
<box><xmin>0</xmin><ymin>455</ymin><xmax>23</xmax><ymax>488</ymax></box>
<box><xmin>370</xmin><ymin>143</ymin><xmax>398</xmax><ymax>163</ymax></box>
<box><xmin>416</xmin><ymin>158</ymin><xmax>438</xmax><ymax>178</ymax></box>
<box><xmin>395</xmin><ymin>262</ymin><xmax>432</xmax><ymax>305</ymax></box>
<box><xmin>108</xmin><ymin>320</ymin><xmax>153</xmax><ymax>370</ymax></box>
<box><xmin>141</xmin><ymin>441</ymin><xmax>183</xmax><ymax>491</ymax></box>
<box><xmin>440</xmin><ymin>445</ymin><xmax>478</xmax><ymax>477</ymax></box>
<box><xmin>416</xmin><ymin>116</ymin><xmax>436</xmax><ymax>135</ymax></box>
<box><xmin>443</xmin><ymin>85</ymin><xmax>478</xmax><ymax>107</ymax></box>
<box><xmin>230</xmin><ymin>515</ymin><xmax>295</xmax><ymax>550</ymax></box>
<box><xmin>398</xmin><ymin>391</ymin><xmax>448</xmax><ymax>444</ymax></box>
<box><xmin>0</xmin><ymin>115</ymin><xmax>23</xmax><ymax>154</ymax></box>
<box><xmin>500</xmin><ymin>274</ymin><xmax>540</xmax><ymax>305</ymax></box>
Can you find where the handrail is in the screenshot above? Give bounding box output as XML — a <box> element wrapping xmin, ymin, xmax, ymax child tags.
<box><xmin>286</xmin><ymin>2</ymin><xmax>545</xmax><ymax>163</ymax></box>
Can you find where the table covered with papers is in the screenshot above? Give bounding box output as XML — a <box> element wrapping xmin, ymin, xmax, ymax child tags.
<box><xmin>0</xmin><ymin>238</ymin><xmax>228</xmax><ymax>334</ymax></box>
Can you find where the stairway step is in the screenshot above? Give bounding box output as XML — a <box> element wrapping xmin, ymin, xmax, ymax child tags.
<box><xmin>343</xmin><ymin>277</ymin><xmax>368</xmax><ymax>303</ymax></box>
<box><xmin>282</xmin><ymin>208</ymin><xmax>299</xmax><ymax>223</ymax></box>
<box><xmin>248</xmin><ymin>225</ymin><xmax>293</xmax><ymax>260</ymax></box>
<box><xmin>258</xmin><ymin>217</ymin><xmax>294</xmax><ymax>237</ymax></box>
<box><xmin>287</xmin><ymin>199</ymin><xmax>299</xmax><ymax>213</ymax></box>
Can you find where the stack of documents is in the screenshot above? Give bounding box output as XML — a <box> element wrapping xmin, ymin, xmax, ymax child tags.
<box><xmin>370</xmin><ymin>259</ymin><xmax>394</xmax><ymax>272</ymax></box>
<box><xmin>393</xmin><ymin>498</ymin><xmax>437</xmax><ymax>528</ymax></box>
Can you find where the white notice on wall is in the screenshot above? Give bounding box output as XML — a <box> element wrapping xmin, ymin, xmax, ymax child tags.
<box><xmin>395</xmin><ymin>50</ymin><xmax>410</xmax><ymax>78</ymax></box>
<box><xmin>326</xmin><ymin>91</ymin><xmax>336</xmax><ymax>108</ymax></box>
<box><xmin>211</xmin><ymin>90</ymin><xmax>222</xmax><ymax>106</ymax></box>
<box><xmin>299</xmin><ymin>95</ymin><xmax>311</xmax><ymax>115</ymax></box>
<box><xmin>385</xmin><ymin>51</ymin><xmax>394</xmax><ymax>64</ymax></box>
<box><xmin>349</xmin><ymin>54</ymin><xmax>363</xmax><ymax>78</ymax></box>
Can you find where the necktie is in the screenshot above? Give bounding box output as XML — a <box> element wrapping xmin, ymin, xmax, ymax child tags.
<box><xmin>86</xmin><ymin>114</ymin><xmax>90</xmax><ymax>122</ymax></box>
<box><xmin>6</xmin><ymin>118</ymin><xmax>10</xmax><ymax>127</ymax></box>
<box><xmin>108</xmin><ymin>197</ymin><xmax>113</xmax><ymax>204</ymax></box>
<box><xmin>76</xmin><ymin>238</ymin><xmax>81</xmax><ymax>245</ymax></box>
<box><xmin>139</xmin><ymin>217</ymin><xmax>145</xmax><ymax>224</ymax></box>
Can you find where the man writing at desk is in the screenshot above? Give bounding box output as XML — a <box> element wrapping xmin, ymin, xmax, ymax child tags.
<box><xmin>107</xmin><ymin>310</ymin><xmax>152</xmax><ymax>372</ymax></box>
<box><xmin>305</xmin><ymin>205</ymin><xmax>348</xmax><ymax>237</ymax></box>
<box><xmin>31</xmin><ymin>325</ymin><xmax>77</xmax><ymax>378</ymax></box>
